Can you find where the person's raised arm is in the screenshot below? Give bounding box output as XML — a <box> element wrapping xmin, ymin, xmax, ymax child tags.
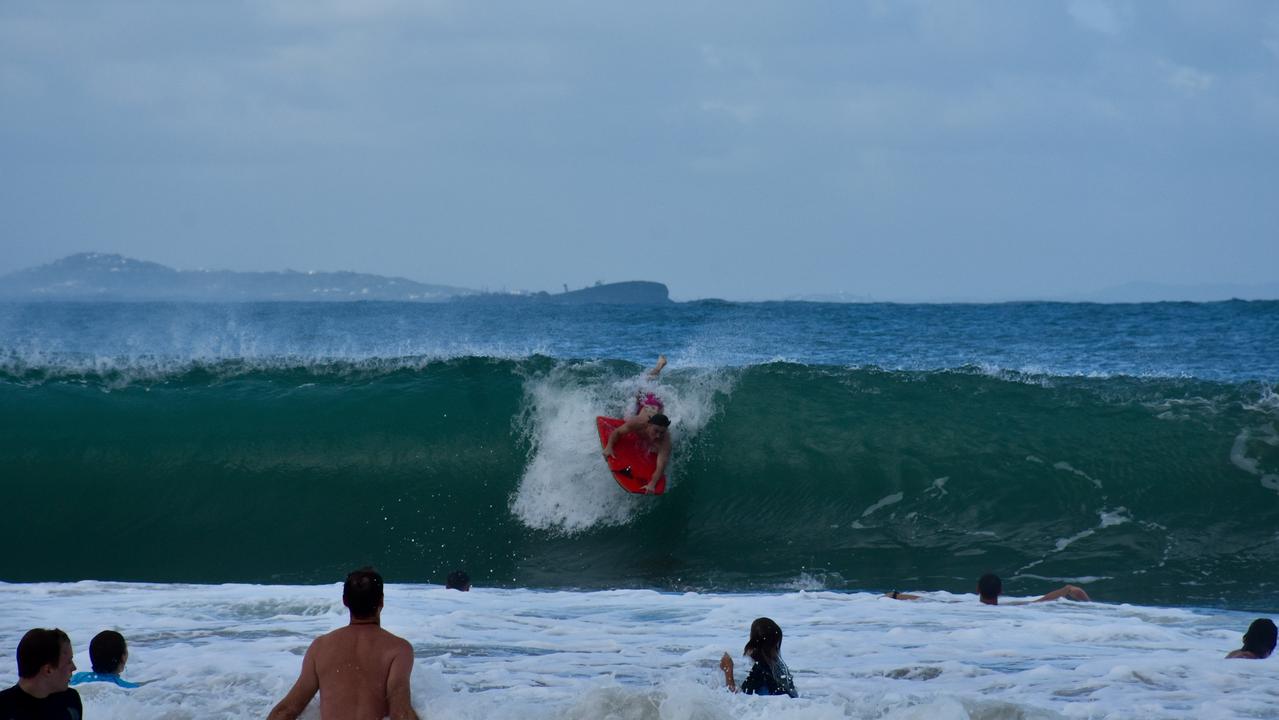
<box><xmin>387</xmin><ymin>638</ymin><xmax>419</xmax><ymax>720</ymax></box>
<box><xmin>719</xmin><ymin>653</ymin><xmax>738</xmax><ymax>692</ymax></box>
<box><xmin>267</xmin><ymin>642</ymin><xmax>320</xmax><ymax>720</ymax></box>
<box><xmin>1034</xmin><ymin>585</ymin><xmax>1090</xmax><ymax>603</ymax></box>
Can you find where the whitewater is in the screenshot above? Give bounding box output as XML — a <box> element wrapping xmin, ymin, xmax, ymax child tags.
<box><xmin>3</xmin><ymin>582</ymin><xmax>1274</xmax><ymax>719</ymax></box>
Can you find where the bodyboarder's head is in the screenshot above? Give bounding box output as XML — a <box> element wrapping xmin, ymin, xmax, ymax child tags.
<box><xmin>644</xmin><ymin>413</ymin><xmax>670</xmax><ymax>442</ymax></box>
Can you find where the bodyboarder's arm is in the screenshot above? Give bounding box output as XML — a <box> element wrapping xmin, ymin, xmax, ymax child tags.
<box><xmin>650</xmin><ymin>436</ymin><xmax>671</xmax><ymax>484</ymax></box>
<box><xmin>602</xmin><ymin>419</ymin><xmax>643</xmax><ymax>458</ymax></box>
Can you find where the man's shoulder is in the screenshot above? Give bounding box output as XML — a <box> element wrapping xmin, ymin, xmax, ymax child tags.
<box><xmin>375</xmin><ymin>627</ymin><xmax>414</xmax><ymax>651</ymax></box>
<box><xmin>318</xmin><ymin>625</ymin><xmax>411</xmax><ymax>651</ymax></box>
<box><xmin>0</xmin><ymin>685</ymin><xmax>82</xmax><ymax>711</ymax></box>
<box><xmin>53</xmin><ymin>688</ymin><xmax>81</xmax><ymax>709</ymax></box>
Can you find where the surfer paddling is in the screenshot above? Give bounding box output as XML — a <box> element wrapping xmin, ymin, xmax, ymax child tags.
<box><xmin>601</xmin><ymin>356</ymin><xmax>672</xmax><ymax>494</ymax></box>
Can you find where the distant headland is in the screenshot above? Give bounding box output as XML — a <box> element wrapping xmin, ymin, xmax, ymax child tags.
<box><xmin>0</xmin><ymin>253</ymin><xmax>673</xmax><ymax>304</ymax></box>
<box><xmin>458</xmin><ymin>280</ymin><xmax>671</xmax><ymax>305</ymax></box>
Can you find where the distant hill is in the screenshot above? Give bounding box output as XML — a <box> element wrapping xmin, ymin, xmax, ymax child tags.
<box><xmin>0</xmin><ymin>253</ymin><xmax>478</xmax><ymax>302</ymax></box>
<box><xmin>459</xmin><ymin>281</ymin><xmax>672</xmax><ymax>305</ymax></box>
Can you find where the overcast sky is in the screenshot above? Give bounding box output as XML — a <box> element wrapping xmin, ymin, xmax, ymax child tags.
<box><xmin>2</xmin><ymin>1</ymin><xmax>1277</xmax><ymax>300</ymax></box>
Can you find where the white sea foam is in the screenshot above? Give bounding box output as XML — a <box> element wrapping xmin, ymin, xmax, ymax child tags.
<box><xmin>860</xmin><ymin>493</ymin><xmax>904</xmax><ymax>518</ymax></box>
<box><xmin>1229</xmin><ymin>425</ymin><xmax>1279</xmax><ymax>494</ymax></box>
<box><xmin>0</xmin><ymin>582</ymin><xmax>1271</xmax><ymax>719</ymax></box>
<box><xmin>1052</xmin><ymin>461</ymin><xmax>1104</xmax><ymax>489</ymax></box>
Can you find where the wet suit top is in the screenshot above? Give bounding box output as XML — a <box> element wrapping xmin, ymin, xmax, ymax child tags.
<box><xmin>0</xmin><ymin>684</ymin><xmax>83</xmax><ymax>720</ymax></box>
<box><xmin>740</xmin><ymin>657</ymin><xmax>798</xmax><ymax>698</ymax></box>
<box><xmin>70</xmin><ymin>671</ymin><xmax>140</xmax><ymax>689</ymax></box>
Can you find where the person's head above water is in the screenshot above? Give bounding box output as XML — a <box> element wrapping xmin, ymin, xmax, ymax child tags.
<box><xmin>744</xmin><ymin>617</ymin><xmax>784</xmax><ymax>665</ymax></box>
<box><xmin>343</xmin><ymin>567</ymin><xmax>384</xmax><ymax>619</ymax></box>
<box><xmin>977</xmin><ymin>573</ymin><xmax>1002</xmax><ymax>604</ymax></box>
<box><xmin>446</xmin><ymin>570</ymin><xmax>471</xmax><ymax>592</ymax></box>
<box><xmin>1240</xmin><ymin>618</ymin><xmax>1277</xmax><ymax>658</ymax></box>
<box><xmin>17</xmin><ymin>628</ymin><xmax>72</xmax><ymax>681</ymax></box>
<box><xmin>88</xmin><ymin>630</ymin><xmax>128</xmax><ymax>675</ymax></box>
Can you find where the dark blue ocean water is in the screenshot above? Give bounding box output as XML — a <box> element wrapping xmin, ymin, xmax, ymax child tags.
<box><xmin>1</xmin><ymin>301</ymin><xmax>1277</xmax><ymax>609</ymax></box>
<box><xmin>2</xmin><ymin>300</ymin><xmax>1276</xmax><ymax>379</ymax></box>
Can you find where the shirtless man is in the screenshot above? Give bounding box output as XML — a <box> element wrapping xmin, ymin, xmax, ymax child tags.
<box><xmin>602</xmin><ymin>356</ymin><xmax>672</xmax><ymax>493</ymax></box>
<box><xmin>977</xmin><ymin>573</ymin><xmax>1091</xmax><ymax>605</ymax></box>
<box><xmin>268</xmin><ymin>568</ymin><xmax>418</xmax><ymax>720</ymax></box>
<box><xmin>883</xmin><ymin>573</ymin><xmax>1091</xmax><ymax>604</ymax></box>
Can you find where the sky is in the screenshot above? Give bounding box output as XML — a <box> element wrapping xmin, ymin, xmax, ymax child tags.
<box><xmin>2</xmin><ymin>1</ymin><xmax>1278</xmax><ymax>301</ymax></box>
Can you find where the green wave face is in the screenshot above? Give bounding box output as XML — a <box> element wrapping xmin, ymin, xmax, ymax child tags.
<box><xmin>3</xmin><ymin>359</ymin><xmax>1277</xmax><ymax>609</ymax></box>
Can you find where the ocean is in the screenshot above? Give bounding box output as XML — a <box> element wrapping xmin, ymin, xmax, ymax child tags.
<box><xmin>2</xmin><ymin>300</ymin><xmax>1277</xmax><ymax>718</ymax></box>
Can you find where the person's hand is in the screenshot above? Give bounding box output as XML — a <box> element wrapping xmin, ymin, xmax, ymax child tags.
<box><xmin>719</xmin><ymin>653</ymin><xmax>734</xmax><ymax>673</ymax></box>
<box><xmin>602</xmin><ymin>447</ymin><xmax>614</xmax><ymax>459</ymax></box>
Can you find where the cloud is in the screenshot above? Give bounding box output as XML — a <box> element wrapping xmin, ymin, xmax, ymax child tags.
<box><xmin>260</xmin><ymin>0</ymin><xmax>450</xmax><ymax>26</ymax></box>
<box><xmin>1163</xmin><ymin>62</ymin><xmax>1214</xmax><ymax>96</ymax></box>
<box><xmin>1068</xmin><ymin>0</ymin><xmax>1128</xmax><ymax>36</ymax></box>
<box><xmin>1266</xmin><ymin>12</ymin><xmax>1279</xmax><ymax>60</ymax></box>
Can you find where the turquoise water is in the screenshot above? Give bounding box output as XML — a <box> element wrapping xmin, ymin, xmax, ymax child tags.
<box><xmin>1</xmin><ymin>301</ymin><xmax>1276</xmax><ymax>609</ymax></box>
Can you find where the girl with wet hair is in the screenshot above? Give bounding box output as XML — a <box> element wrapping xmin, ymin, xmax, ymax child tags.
<box><xmin>718</xmin><ymin>617</ymin><xmax>798</xmax><ymax>698</ymax></box>
<box><xmin>1227</xmin><ymin>618</ymin><xmax>1277</xmax><ymax>659</ymax></box>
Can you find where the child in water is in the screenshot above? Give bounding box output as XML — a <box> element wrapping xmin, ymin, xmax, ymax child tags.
<box><xmin>1226</xmin><ymin>618</ymin><xmax>1276</xmax><ymax>659</ymax></box>
<box><xmin>70</xmin><ymin>630</ymin><xmax>141</xmax><ymax>688</ymax></box>
<box><xmin>719</xmin><ymin>617</ymin><xmax>798</xmax><ymax>698</ymax></box>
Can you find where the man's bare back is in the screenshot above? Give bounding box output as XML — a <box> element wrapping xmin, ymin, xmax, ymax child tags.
<box><xmin>269</xmin><ymin>623</ymin><xmax>417</xmax><ymax>720</ymax></box>
<box><xmin>269</xmin><ymin>567</ymin><xmax>418</xmax><ymax>720</ymax></box>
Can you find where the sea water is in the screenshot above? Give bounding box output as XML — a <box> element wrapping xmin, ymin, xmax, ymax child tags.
<box><xmin>3</xmin><ymin>582</ymin><xmax>1276</xmax><ymax>719</ymax></box>
<box><xmin>2</xmin><ymin>300</ymin><xmax>1278</xmax><ymax>718</ymax></box>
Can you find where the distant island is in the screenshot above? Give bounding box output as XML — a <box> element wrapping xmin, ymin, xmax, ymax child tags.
<box><xmin>459</xmin><ymin>281</ymin><xmax>671</xmax><ymax>305</ymax></box>
<box><xmin>4</xmin><ymin>253</ymin><xmax>1273</xmax><ymax>304</ymax></box>
<box><xmin>0</xmin><ymin>253</ymin><xmax>672</xmax><ymax>304</ymax></box>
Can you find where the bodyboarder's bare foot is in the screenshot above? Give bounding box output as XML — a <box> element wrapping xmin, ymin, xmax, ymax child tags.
<box><xmin>647</xmin><ymin>355</ymin><xmax>667</xmax><ymax>378</ymax></box>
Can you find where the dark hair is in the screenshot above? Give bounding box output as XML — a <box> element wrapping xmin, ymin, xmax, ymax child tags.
<box><xmin>89</xmin><ymin>630</ymin><xmax>128</xmax><ymax>674</ymax></box>
<box><xmin>343</xmin><ymin>567</ymin><xmax>384</xmax><ymax>618</ymax></box>
<box><xmin>1242</xmin><ymin>618</ymin><xmax>1277</xmax><ymax>658</ymax></box>
<box><xmin>977</xmin><ymin>573</ymin><xmax>1002</xmax><ymax>600</ymax></box>
<box><xmin>743</xmin><ymin>617</ymin><xmax>783</xmax><ymax>666</ymax></box>
<box><xmin>649</xmin><ymin>413</ymin><xmax>671</xmax><ymax>428</ymax></box>
<box><xmin>446</xmin><ymin>570</ymin><xmax>471</xmax><ymax>591</ymax></box>
<box><xmin>17</xmin><ymin>628</ymin><xmax>69</xmax><ymax>679</ymax></box>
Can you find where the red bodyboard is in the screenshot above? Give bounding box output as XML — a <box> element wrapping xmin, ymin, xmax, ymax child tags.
<box><xmin>597</xmin><ymin>416</ymin><xmax>667</xmax><ymax>495</ymax></box>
